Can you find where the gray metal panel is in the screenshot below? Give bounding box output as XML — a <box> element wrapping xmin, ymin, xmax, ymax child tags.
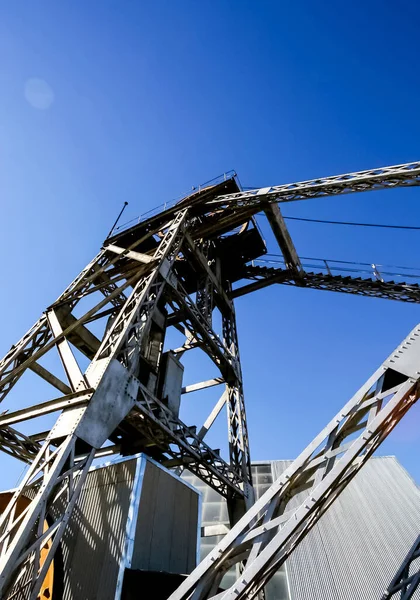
<box><xmin>61</xmin><ymin>458</ymin><xmax>137</xmax><ymax>600</ymax></box>
<box><xmin>272</xmin><ymin>457</ymin><xmax>420</xmax><ymax>600</ymax></box>
<box><xmin>131</xmin><ymin>459</ymin><xmax>199</xmax><ymax>575</ymax></box>
<box><xmin>53</xmin><ymin>454</ymin><xmax>199</xmax><ymax>600</ymax></box>
<box><xmin>160</xmin><ymin>351</ymin><xmax>184</xmax><ymax>417</ymax></box>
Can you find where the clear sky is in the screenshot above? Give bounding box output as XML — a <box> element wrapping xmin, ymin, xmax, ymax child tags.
<box><xmin>1</xmin><ymin>0</ymin><xmax>420</xmax><ymax>490</ymax></box>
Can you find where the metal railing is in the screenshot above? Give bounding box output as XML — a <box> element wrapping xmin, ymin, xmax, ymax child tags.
<box><xmin>111</xmin><ymin>170</ymin><xmax>237</xmax><ymax>236</ymax></box>
<box><xmin>251</xmin><ymin>255</ymin><xmax>420</xmax><ymax>284</ymax></box>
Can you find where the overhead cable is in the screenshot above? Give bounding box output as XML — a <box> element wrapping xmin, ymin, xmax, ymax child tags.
<box><xmin>282</xmin><ymin>216</ymin><xmax>420</xmax><ymax>230</ymax></box>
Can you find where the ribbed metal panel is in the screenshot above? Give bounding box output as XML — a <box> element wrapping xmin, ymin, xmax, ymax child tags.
<box><xmin>185</xmin><ymin>456</ymin><xmax>419</xmax><ymax>599</ymax></box>
<box><xmin>60</xmin><ymin>458</ymin><xmax>137</xmax><ymax>600</ymax></box>
<box><xmin>51</xmin><ymin>455</ymin><xmax>200</xmax><ymax>599</ymax></box>
<box><xmin>272</xmin><ymin>456</ymin><xmax>420</xmax><ymax>600</ymax></box>
<box><xmin>131</xmin><ymin>459</ymin><xmax>199</xmax><ymax>574</ymax></box>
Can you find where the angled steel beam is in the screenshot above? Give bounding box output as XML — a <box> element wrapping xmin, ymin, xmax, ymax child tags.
<box><xmin>104</xmin><ymin>243</ymin><xmax>155</xmax><ymax>264</ymax></box>
<box><xmin>28</xmin><ymin>362</ymin><xmax>72</xmax><ymax>395</ymax></box>
<box><xmin>208</xmin><ymin>161</ymin><xmax>420</xmax><ymax>209</ymax></box>
<box><xmin>382</xmin><ymin>534</ymin><xmax>420</xmax><ymax>599</ymax></box>
<box><xmin>198</xmin><ymin>389</ymin><xmax>228</xmax><ymax>440</ymax></box>
<box><xmin>0</xmin><ymin>391</ymin><xmax>92</xmax><ymax>427</ymax></box>
<box><xmin>182</xmin><ymin>378</ymin><xmax>224</xmax><ymax>395</ymax></box>
<box><xmin>47</xmin><ymin>310</ymin><xmax>87</xmax><ymax>391</ymax></box>
<box><xmin>54</xmin><ymin>309</ymin><xmax>101</xmax><ymax>360</ymax></box>
<box><xmin>169</xmin><ymin>323</ymin><xmax>420</xmax><ymax>600</ymax></box>
<box><xmin>263</xmin><ymin>203</ymin><xmax>303</xmax><ymax>277</ymax></box>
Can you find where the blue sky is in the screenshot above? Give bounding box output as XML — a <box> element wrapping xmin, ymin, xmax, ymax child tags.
<box><xmin>1</xmin><ymin>0</ymin><xmax>420</xmax><ymax>489</ymax></box>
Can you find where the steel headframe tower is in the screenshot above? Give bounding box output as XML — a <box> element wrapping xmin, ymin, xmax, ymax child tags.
<box><xmin>1</xmin><ymin>162</ymin><xmax>420</xmax><ymax>598</ymax></box>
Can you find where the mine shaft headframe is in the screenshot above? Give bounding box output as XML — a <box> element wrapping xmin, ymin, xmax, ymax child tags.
<box><xmin>169</xmin><ymin>323</ymin><xmax>420</xmax><ymax>600</ymax></box>
<box><xmin>0</xmin><ymin>195</ymin><xmax>259</xmax><ymax>597</ymax></box>
<box><xmin>0</xmin><ymin>159</ymin><xmax>420</xmax><ymax>599</ymax></box>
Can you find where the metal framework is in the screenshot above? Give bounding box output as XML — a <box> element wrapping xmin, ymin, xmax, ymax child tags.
<box><xmin>0</xmin><ymin>161</ymin><xmax>420</xmax><ymax>598</ymax></box>
<box><xmin>382</xmin><ymin>534</ymin><xmax>420</xmax><ymax>600</ymax></box>
<box><xmin>169</xmin><ymin>323</ymin><xmax>420</xmax><ymax>599</ymax></box>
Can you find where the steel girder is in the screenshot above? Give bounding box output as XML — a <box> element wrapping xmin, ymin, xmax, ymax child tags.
<box><xmin>207</xmin><ymin>161</ymin><xmax>420</xmax><ymax>209</ymax></box>
<box><xmin>222</xmin><ymin>302</ymin><xmax>253</xmax><ymax>510</ymax></box>
<box><xmin>382</xmin><ymin>534</ymin><xmax>420</xmax><ymax>599</ymax></box>
<box><xmin>233</xmin><ymin>265</ymin><xmax>420</xmax><ymax>303</ymax></box>
<box><xmin>169</xmin><ymin>324</ymin><xmax>420</xmax><ymax>600</ymax></box>
<box><xmin>188</xmin><ymin>162</ymin><xmax>420</xmax><ymax>240</ymax></box>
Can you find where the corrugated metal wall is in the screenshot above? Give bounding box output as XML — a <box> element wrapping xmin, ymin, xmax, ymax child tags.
<box><xmin>131</xmin><ymin>459</ymin><xmax>198</xmax><ymax>574</ymax></box>
<box><xmin>60</xmin><ymin>458</ymin><xmax>137</xmax><ymax>600</ymax></box>
<box><xmin>56</xmin><ymin>455</ymin><xmax>199</xmax><ymax>600</ymax></box>
<box><xmin>186</xmin><ymin>456</ymin><xmax>419</xmax><ymax>599</ymax></box>
<box><xmin>272</xmin><ymin>457</ymin><xmax>420</xmax><ymax>600</ymax></box>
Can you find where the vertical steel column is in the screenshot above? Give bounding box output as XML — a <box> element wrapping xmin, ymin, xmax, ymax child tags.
<box><xmin>222</xmin><ymin>294</ymin><xmax>253</xmax><ymax>519</ymax></box>
<box><xmin>196</xmin><ymin>242</ymin><xmax>214</xmax><ymax>326</ymax></box>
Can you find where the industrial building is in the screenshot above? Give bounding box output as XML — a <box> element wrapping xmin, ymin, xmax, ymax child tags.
<box><xmin>183</xmin><ymin>457</ymin><xmax>420</xmax><ymax>600</ymax></box>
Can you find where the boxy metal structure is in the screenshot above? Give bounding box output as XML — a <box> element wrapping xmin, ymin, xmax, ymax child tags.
<box><xmin>55</xmin><ymin>454</ymin><xmax>200</xmax><ymax>600</ymax></box>
<box><xmin>1</xmin><ymin>162</ymin><xmax>420</xmax><ymax>598</ymax></box>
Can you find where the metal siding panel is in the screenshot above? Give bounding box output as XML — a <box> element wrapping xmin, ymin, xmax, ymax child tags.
<box><xmin>61</xmin><ymin>458</ymin><xmax>136</xmax><ymax>600</ymax></box>
<box><xmin>187</xmin><ymin>493</ymin><xmax>200</xmax><ymax>572</ymax></box>
<box><xmin>169</xmin><ymin>477</ymin><xmax>192</xmax><ymax>574</ymax></box>
<box><xmin>131</xmin><ymin>459</ymin><xmax>199</xmax><ymax>575</ymax></box>
<box><xmin>276</xmin><ymin>457</ymin><xmax>420</xmax><ymax>600</ymax></box>
<box><xmin>148</xmin><ymin>465</ymin><xmax>175</xmax><ymax>571</ymax></box>
<box><xmin>130</xmin><ymin>458</ymin><xmax>159</xmax><ymax>571</ymax></box>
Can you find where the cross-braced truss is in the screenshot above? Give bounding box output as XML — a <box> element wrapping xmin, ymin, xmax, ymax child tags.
<box><xmin>382</xmin><ymin>534</ymin><xmax>420</xmax><ymax>600</ymax></box>
<box><xmin>0</xmin><ymin>161</ymin><xmax>420</xmax><ymax>598</ymax></box>
<box><xmin>169</xmin><ymin>324</ymin><xmax>420</xmax><ymax>600</ymax></box>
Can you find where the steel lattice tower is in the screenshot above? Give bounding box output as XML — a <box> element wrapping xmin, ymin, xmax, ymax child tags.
<box><xmin>0</xmin><ymin>162</ymin><xmax>420</xmax><ymax>599</ymax></box>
